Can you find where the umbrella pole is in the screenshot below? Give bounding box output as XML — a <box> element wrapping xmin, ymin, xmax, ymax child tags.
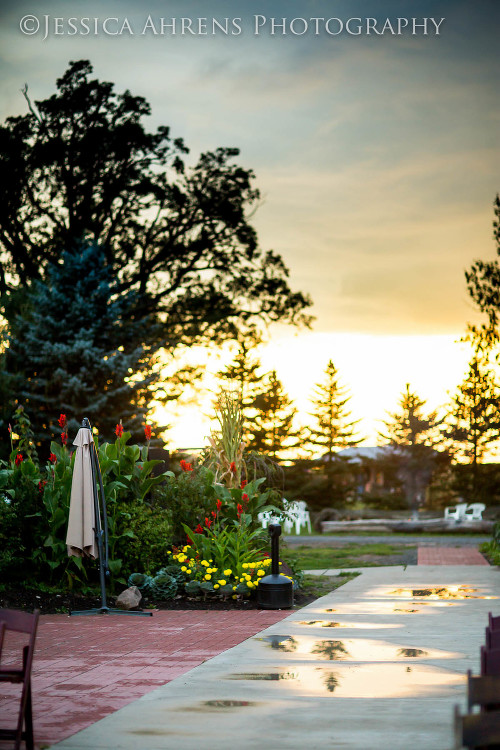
<box><xmin>70</xmin><ymin>419</ymin><xmax>152</xmax><ymax>617</ymax></box>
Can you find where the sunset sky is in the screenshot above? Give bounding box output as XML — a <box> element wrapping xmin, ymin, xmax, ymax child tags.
<box><xmin>1</xmin><ymin>0</ymin><xmax>499</xmax><ymax>448</ymax></box>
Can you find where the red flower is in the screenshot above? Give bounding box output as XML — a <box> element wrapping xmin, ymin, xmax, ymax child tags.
<box><xmin>237</xmin><ymin>503</ymin><xmax>243</xmax><ymax>518</ymax></box>
<box><xmin>49</xmin><ymin>453</ymin><xmax>57</xmax><ymax>464</ymax></box>
<box><xmin>38</xmin><ymin>480</ymin><xmax>47</xmax><ymax>493</ymax></box>
<box><xmin>205</xmin><ymin>517</ymin><xmax>212</xmax><ymax>529</ymax></box>
<box><xmin>180</xmin><ymin>460</ymin><xmax>193</xmax><ymax>472</ymax></box>
<box><xmin>186</xmin><ymin>535</ymin><xmax>193</xmax><ymax>546</ymax></box>
<box><xmin>195</xmin><ymin>524</ymin><xmax>203</xmax><ymax>534</ymax></box>
<box><xmin>58</xmin><ymin>414</ymin><xmax>67</xmax><ymax>428</ymax></box>
<box><xmin>211</xmin><ymin>510</ymin><xmax>217</xmax><ymax>519</ymax></box>
<box><xmin>115</xmin><ymin>423</ymin><xmax>124</xmax><ymax>438</ymax></box>
<box><xmin>240</xmin><ymin>479</ymin><xmax>247</xmax><ymax>489</ymax></box>
<box><xmin>61</xmin><ymin>432</ymin><xmax>68</xmax><ymax>446</ymax></box>
<box><xmin>144</xmin><ymin>424</ymin><xmax>152</xmax><ymax>441</ymax></box>
<box><xmin>216</xmin><ymin>498</ymin><xmax>222</xmax><ymax>511</ymax></box>
<box><xmin>242</xmin><ymin>493</ymin><xmax>249</xmax><ymax>505</ymax></box>
<box><xmin>8</xmin><ymin>423</ymin><xmax>12</xmax><ymax>434</ymax></box>
<box><xmin>15</xmin><ymin>453</ymin><xmax>23</xmax><ymax>466</ymax></box>
<box><xmin>229</xmin><ymin>461</ymin><xmax>236</xmax><ymax>473</ymax></box>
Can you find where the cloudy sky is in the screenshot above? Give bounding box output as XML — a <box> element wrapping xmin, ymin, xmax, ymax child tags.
<box><xmin>1</xmin><ymin>0</ymin><xmax>499</xmax><ymax>445</ymax></box>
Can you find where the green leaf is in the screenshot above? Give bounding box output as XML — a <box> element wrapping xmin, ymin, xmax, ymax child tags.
<box><xmin>108</xmin><ymin>558</ymin><xmax>123</xmax><ymax>575</ymax></box>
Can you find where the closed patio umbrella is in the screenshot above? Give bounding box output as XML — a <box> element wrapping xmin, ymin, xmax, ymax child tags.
<box><xmin>66</xmin><ymin>417</ymin><xmax>152</xmax><ymax>617</ymax></box>
<box><xmin>66</xmin><ymin>426</ymin><xmax>98</xmax><ymax>559</ymax></box>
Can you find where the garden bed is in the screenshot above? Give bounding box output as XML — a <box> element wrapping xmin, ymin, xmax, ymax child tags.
<box><xmin>0</xmin><ymin>574</ymin><xmax>356</xmax><ymax>614</ymax></box>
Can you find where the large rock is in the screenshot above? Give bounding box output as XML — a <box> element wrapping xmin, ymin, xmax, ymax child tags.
<box><xmin>115</xmin><ymin>586</ymin><xmax>142</xmax><ymax>610</ymax></box>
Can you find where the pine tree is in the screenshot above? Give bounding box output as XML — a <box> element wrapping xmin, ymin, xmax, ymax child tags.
<box><xmin>307</xmin><ymin>360</ymin><xmax>361</xmax><ymax>460</ymax></box>
<box><xmin>216</xmin><ymin>331</ymin><xmax>268</xmax><ymax>445</ymax></box>
<box><xmin>4</xmin><ymin>243</ymin><xmax>160</xmax><ymax>450</ymax></box>
<box><xmin>248</xmin><ymin>370</ymin><xmax>301</xmax><ymax>459</ymax></box>
<box><xmin>380</xmin><ymin>384</ymin><xmax>444</xmax><ymax>514</ymax></box>
<box><xmin>445</xmin><ymin>353</ymin><xmax>500</xmax><ymax>496</ymax></box>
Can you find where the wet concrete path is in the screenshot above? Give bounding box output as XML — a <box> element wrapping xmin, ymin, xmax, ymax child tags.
<box><xmin>49</xmin><ymin>565</ymin><xmax>500</xmax><ymax>750</ymax></box>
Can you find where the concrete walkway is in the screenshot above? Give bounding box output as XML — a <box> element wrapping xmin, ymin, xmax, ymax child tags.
<box><xmin>49</xmin><ymin>564</ymin><xmax>499</xmax><ymax>750</ymax></box>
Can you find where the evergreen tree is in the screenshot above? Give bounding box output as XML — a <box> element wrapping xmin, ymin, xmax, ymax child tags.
<box><xmin>248</xmin><ymin>370</ymin><xmax>301</xmax><ymax>459</ymax></box>
<box><xmin>445</xmin><ymin>353</ymin><xmax>500</xmax><ymax>495</ymax></box>
<box><xmin>216</xmin><ymin>330</ymin><xmax>268</xmax><ymax>445</ymax></box>
<box><xmin>466</xmin><ymin>195</ymin><xmax>500</xmax><ymax>341</ymax></box>
<box><xmin>380</xmin><ymin>384</ymin><xmax>444</xmax><ymax>515</ymax></box>
<box><xmin>4</xmin><ymin>243</ymin><xmax>159</xmax><ymax>449</ymax></box>
<box><xmin>307</xmin><ymin>359</ymin><xmax>361</xmax><ymax>460</ymax></box>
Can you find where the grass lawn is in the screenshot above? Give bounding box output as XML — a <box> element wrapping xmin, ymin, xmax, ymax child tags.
<box><xmin>291</xmin><ymin>542</ymin><xmax>416</xmax><ymax>570</ymax></box>
<box><xmin>297</xmin><ymin>572</ymin><xmax>359</xmax><ymax>607</ymax></box>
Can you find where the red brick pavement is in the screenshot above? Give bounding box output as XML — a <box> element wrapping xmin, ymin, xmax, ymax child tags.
<box><xmin>0</xmin><ymin>608</ymin><xmax>289</xmax><ymax>748</ymax></box>
<box><xmin>418</xmin><ymin>546</ymin><xmax>489</xmax><ymax>565</ymax></box>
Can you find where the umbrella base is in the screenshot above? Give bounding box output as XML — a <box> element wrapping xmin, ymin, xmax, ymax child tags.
<box><xmin>69</xmin><ymin>607</ymin><xmax>153</xmax><ymax>616</ymax></box>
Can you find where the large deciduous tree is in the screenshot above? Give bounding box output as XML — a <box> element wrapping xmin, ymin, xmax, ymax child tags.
<box><xmin>0</xmin><ymin>60</ymin><xmax>312</xmax><ymax>449</ymax></box>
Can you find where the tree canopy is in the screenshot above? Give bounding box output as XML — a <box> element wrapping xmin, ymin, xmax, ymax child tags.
<box><xmin>0</xmin><ymin>59</ymin><xmax>312</xmax><ymax>348</ymax></box>
<box><xmin>0</xmin><ymin>60</ymin><xmax>312</xmax><ymax>450</ymax></box>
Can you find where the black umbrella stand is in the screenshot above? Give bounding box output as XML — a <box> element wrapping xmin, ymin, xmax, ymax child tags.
<box><xmin>70</xmin><ymin>418</ymin><xmax>152</xmax><ymax>617</ymax></box>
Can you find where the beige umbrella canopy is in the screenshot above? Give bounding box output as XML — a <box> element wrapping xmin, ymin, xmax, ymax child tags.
<box><xmin>66</xmin><ymin>426</ymin><xmax>98</xmax><ymax>559</ymax></box>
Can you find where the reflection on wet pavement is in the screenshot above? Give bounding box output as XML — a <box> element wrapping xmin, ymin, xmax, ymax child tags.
<box><xmin>255</xmin><ymin>635</ymin><xmax>298</xmax><ymax>652</ymax></box>
<box><xmin>256</xmin><ymin>636</ymin><xmax>454</xmax><ymax>661</ymax></box>
<box><xmin>224</xmin><ymin>664</ymin><xmax>464</xmax><ymax>698</ymax></box>
<box><xmin>227</xmin><ymin>672</ymin><xmax>297</xmax><ymax>681</ymax></box>
<box><xmin>389</xmin><ymin>585</ymin><xmax>497</xmax><ymax>600</ymax></box>
<box><xmin>394</xmin><ymin>608</ymin><xmax>420</xmax><ymax>613</ymax></box>
<box><xmin>397</xmin><ymin>648</ymin><xmax>429</xmax><ymax>658</ymax></box>
<box><xmin>299</xmin><ymin>620</ymin><xmax>399</xmax><ymax>629</ymax></box>
<box><xmin>312</xmin><ymin>640</ymin><xmax>350</xmax><ymax>660</ymax></box>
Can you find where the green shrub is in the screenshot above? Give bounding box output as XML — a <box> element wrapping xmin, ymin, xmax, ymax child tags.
<box><xmin>154</xmin><ymin>466</ymin><xmax>218</xmax><ymax>544</ymax></box>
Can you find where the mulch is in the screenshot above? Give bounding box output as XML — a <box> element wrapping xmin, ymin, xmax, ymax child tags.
<box><xmin>0</xmin><ymin>587</ymin><xmax>313</xmax><ymax>614</ymax></box>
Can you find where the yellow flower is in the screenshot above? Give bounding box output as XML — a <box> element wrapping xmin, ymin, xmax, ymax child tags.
<box><xmin>167</xmin><ymin>551</ymin><xmax>172</xmax><ymax>555</ymax></box>
<box><xmin>214</xmin><ymin>584</ymin><xmax>220</xmax><ymax>589</ymax></box>
<box><xmin>232</xmin><ymin>594</ymin><xmax>238</xmax><ymax>599</ymax></box>
<box><xmin>186</xmin><ymin>569</ymin><xmax>192</xmax><ymax>574</ymax></box>
<box><xmin>201</xmin><ymin>560</ymin><xmax>209</xmax><ymax>567</ymax></box>
<box><xmin>218</xmin><ymin>580</ymin><xmax>226</xmax><ymax>586</ymax></box>
<box><xmin>242</xmin><ymin>563</ymin><xmax>248</xmax><ymax>569</ymax></box>
<box><xmin>257</xmin><ymin>569</ymin><xmax>265</xmax><ymax>577</ymax></box>
<box><xmin>244</xmin><ymin>574</ymin><xmax>251</xmax><ymax>581</ymax></box>
<box><xmin>181</xmin><ymin>566</ymin><xmax>187</xmax><ymax>572</ymax></box>
<box><xmin>247</xmin><ymin>581</ymin><xmax>254</xmax><ymax>589</ymax></box>
<box><xmin>279</xmin><ymin>562</ymin><xmax>282</xmax><ymax>566</ymax></box>
<box><xmin>204</xmin><ymin>574</ymin><xmax>211</xmax><ymax>581</ymax></box>
<box><xmin>232</xmin><ymin>586</ymin><xmax>236</xmax><ymax>590</ymax></box>
<box><xmin>224</xmin><ymin>569</ymin><xmax>232</xmax><ymax>576</ymax></box>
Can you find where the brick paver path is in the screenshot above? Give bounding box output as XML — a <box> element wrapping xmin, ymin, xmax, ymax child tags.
<box><xmin>0</xmin><ymin>608</ymin><xmax>289</xmax><ymax>749</ymax></box>
<box><xmin>417</xmin><ymin>546</ymin><xmax>489</xmax><ymax>565</ymax></box>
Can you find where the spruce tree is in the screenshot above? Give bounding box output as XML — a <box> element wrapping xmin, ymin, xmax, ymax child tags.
<box><xmin>216</xmin><ymin>331</ymin><xmax>268</xmax><ymax>446</ymax></box>
<box><xmin>307</xmin><ymin>359</ymin><xmax>361</xmax><ymax>460</ymax></box>
<box><xmin>4</xmin><ymin>243</ymin><xmax>159</xmax><ymax>450</ymax></box>
<box><xmin>445</xmin><ymin>353</ymin><xmax>500</xmax><ymax>496</ymax></box>
<box><xmin>380</xmin><ymin>384</ymin><xmax>444</xmax><ymax>514</ymax></box>
<box><xmin>248</xmin><ymin>370</ymin><xmax>301</xmax><ymax>459</ymax></box>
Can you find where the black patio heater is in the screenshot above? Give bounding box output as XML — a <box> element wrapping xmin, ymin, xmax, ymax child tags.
<box><xmin>257</xmin><ymin>524</ymin><xmax>294</xmax><ymax>609</ymax></box>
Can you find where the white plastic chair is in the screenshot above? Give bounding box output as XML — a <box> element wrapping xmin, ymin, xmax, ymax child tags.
<box><xmin>257</xmin><ymin>511</ymin><xmax>273</xmax><ymax>529</ymax></box>
<box><xmin>464</xmin><ymin>503</ymin><xmax>486</xmax><ymax>522</ymax></box>
<box><xmin>444</xmin><ymin>502</ymin><xmax>468</xmax><ymax>522</ymax></box>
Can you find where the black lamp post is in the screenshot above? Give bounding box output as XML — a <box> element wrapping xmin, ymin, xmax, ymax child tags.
<box><xmin>257</xmin><ymin>524</ymin><xmax>294</xmax><ymax>609</ymax></box>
